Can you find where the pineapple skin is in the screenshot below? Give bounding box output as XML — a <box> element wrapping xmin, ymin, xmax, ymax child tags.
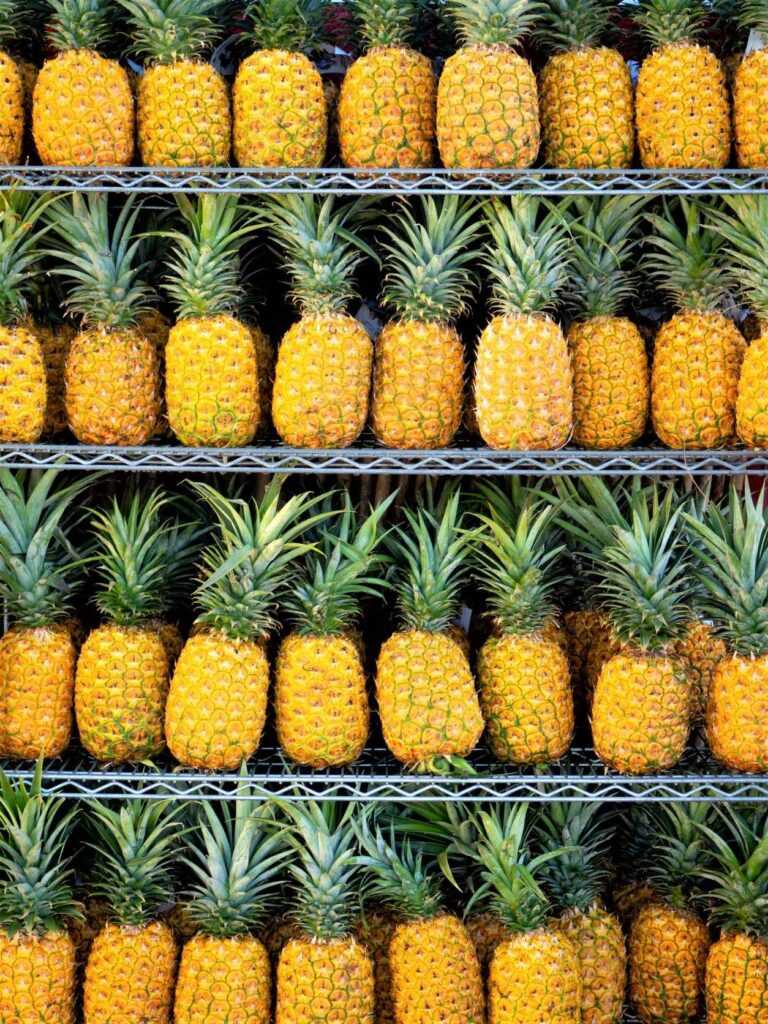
<box><xmin>276</xmin><ymin>936</ymin><xmax>374</xmax><ymax>1024</ymax></box>
<box><xmin>33</xmin><ymin>50</ymin><xmax>134</xmax><ymax>166</ymax></box>
<box><xmin>592</xmin><ymin>652</ymin><xmax>690</xmax><ymax>775</ymax></box>
<box><xmin>489</xmin><ymin>928</ymin><xmax>581</xmax><ymax>1024</ymax></box>
<box><xmin>736</xmin><ymin>329</ymin><xmax>768</xmax><ymax>448</ymax></box>
<box><xmin>478</xmin><ymin>633</ymin><xmax>574</xmax><ymax>764</ymax></box>
<box><xmin>38</xmin><ymin>321</ymin><xmax>76</xmax><ymax>437</ymax></box>
<box><xmin>0</xmin><ymin>625</ymin><xmax>75</xmax><ymax>759</ymax></box>
<box><xmin>437</xmin><ymin>45</ymin><xmax>539</xmax><ymax>169</ymax></box>
<box><xmin>174</xmin><ymin>934</ymin><xmax>271</xmax><ymax>1024</ymax></box>
<box><xmin>276</xmin><ymin>633</ymin><xmax>369</xmax><ymax>768</ymax></box>
<box><xmin>390</xmin><ymin>914</ymin><xmax>484</xmax><ymax>1024</ymax></box>
<box><xmin>75</xmin><ymin>625</ymin><xmax>170</xmax><ymax>763</ymax></box>
<box><xmin>539</xmin><ymin>47</ymin><xmax>634</xmax><ymax>170</ymax></box>
<box><xmin>251</xmin><ymin>325</ymin><xmax>275</xmax><ymax>436</ymax></box>
<box><xmin>629</xmin><ymin>903</ymin><xmax>709</xmax><ymax>1024</ymax></box>
<box><xmin>354</xmin><ymin>912</ymin><xmax>397</xmax><ymax>1024</ymax></box>
<box><xmin>375</xmin><ymin>629</ymin><xmax>484</xmax><ymax>768</ymax></box>
<box><xmin>371</xmin><ymin>320</ymin><xmax>464</xmax><ymax>449</ymax></box>
<box><xmin>707</xmin><ymin>654</ymin><xmax>768</xmax><ymax>772</ymax></box>
<box><xmin>165</xmin><ymin>313</ymin><xmax>260</xmax><ymax>448</ymax></box>
<box><xmin>558</xmin><ymin>905</ymin><xmax>627</xmax><ymax>1024</ymax></box>
<box><xmin>569</xmin><ymin>316</ymin><xmax>649</xmax><ymax>449</ymax></box>
<box><xmin>138</xmin><ymin>60</ymin><xmax>230</xmax><ymax>167</ymax></box>
<box><xmin>234</xmin><ymin>50</ymin><xmax>326</xmax><ymax>167</ymax></box>
<box><xmin>563</xmin><ymin>608</ymin><xmax>604</xmax><ymax>686</ymax></box>
<box><xmin>651</xmin><ymin>311</ymin><xmax>746</xmax><ymax>450</ymax></box>
<box><xmin>339</xmin><ymin>47</ymin><xmax>435</xmax><ymax>169</ymax></box>
<box><xmin>0</xmin><ymin>51</ymin><xmax>24</xmax><ymax>163</ymax></box>
<box><xmin>584</xmin><ymin>617</ymin><xmax>620</xmax><ymax>706</ymax></box>
<box><xmin>272</xmin><ymin>312</ymin><xmax>372</xmax><ymax>448</ymax></box>
<box><xmin>65</xmin><ymin>325</ymin><xmax>160</xmax><ymax>446</ymax></box>
<box><xmin>673</xmin><ymin>620</ymin><xmax>726</xmax><ymax>723</ymax></box>
<box><xmin>84</xmin><ymin>920</ymin><xmax>177</xmax><ymax>1024</ymax></box>
<box><xmin>0</xmin><ymin>322</ymin><xmax>46</xmax><ymax>442</ymax></box>
<box><xmin>475</xmin><ymin>314</ymin><xmax>573</xmax><ymax>451</ymax></box>
<box><xmin>466</xmin><ymin>912</ymin><xmax>513</xmax><ymax>977</ymax></box>
<box><xmin>636</xmin><ymin>43</ymin><xmax>730</xmax><ymax>169</ymax></box>
<box><xmin>0</xmin><ymin>929</ymin><xmax>77</xmax><ymax>1024</ymax></box>
<box><xmin>734</xmin><ymin>50</ymin><xmax>768</xmax><ymax>168</ymax></box>
<box><xmin>165</xmin><ymin>631</ymin><xmax>269</xmax><ymax>770</ymax></box>
<box><xmin>706</xmin><ymin>932</ymin><xmax>768</xmax><ymax>1024</ymax></box>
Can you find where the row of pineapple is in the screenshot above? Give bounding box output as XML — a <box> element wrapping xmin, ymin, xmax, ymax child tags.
<box><xmin>2</xmin><ymin>467</ymin><xmax>767</xmax><ymax>777</ymax></box>
<box><xmin>6</xmin><ymin>0</ymin><xmax>768</xmax><ymax>172</ymax></box>
<box><xmin>4</xmin><ymin>772</ymin><xmax>768</xmax><ymax>1024</ymax></box>
<box><xmin>2</xmin><ymin>189</ymin><xmax>768</xmax><ymax>453</ymax></box>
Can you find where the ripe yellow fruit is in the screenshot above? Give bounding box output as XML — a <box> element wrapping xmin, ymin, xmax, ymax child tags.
<box><xmin>0</xmin><ymin>322</ymin><xmax>46</xmax><ymax>442</ymax></box>
<box><xmin>737</xmin><ymin>330</ymin><xmax>768</xmax><ymax>448</ymax></box>
<box><xmin>38</xmin><ymin>321</ymin><xmax>75</xmax><ymax>437</ymax></box>
<box><xmin>733</xmin><ymin>49</ymin><xmax>768</xmax><ymax>168</ymax></box>
<box><xmin>707</xmin><ymin>653</ymin><xmax>768</xmax><ymax>772</ymax></box>
<box><xmin>0</xmin><ymin>930</ymin><xmax>77</xmax><ymax>1024</ymax></box>
<box><xmin>706</xmin><ymin>932</ymin><xmax>768</xmax><ymax>1024</ymax></box>
<box><xmin>174</xmin><ymin>934</ymin><xmax>271</xmax><ymax>1024</ymax></box>
<box><xmin>0</xmin><ymin>51</ymin><xmax>24</xmax><ymax>163</ymax></box>
<box><xmin>276</xmin><ymin>936</ymin><xmax>374</xmax><ymax>1024</ymax></box>
<box><xmin>354</xmin><ymin>912</ymin><xmax>397</xmax><ymax>1024</ymax></box>
<box><xmin>558</xmin><ymin>905</ymin><xmax>627</xmax><ymax>1024</ymax></box>
<box><xmin>630</xmin><ymin>903</ymin><xmax>709</xmax><ymax>1024</ymax></box>
<box><xmin>251</xmin><ymin>324</ymin><xmax>275</xmax><ymax>435</ymax></box>
<box><xmin>466</xmin><ymin>912</ymin><xmax>512</xmax><ymax>978</ymax></box>
<box><xmin>489</xmin><ymin>929</ymin><xmax>581</xmax><ymax>1024</ymax></box>
<box><xmin>673</xmin><ymin>620</ymin><xmax>726</xmax><ymax>722</ymax></box>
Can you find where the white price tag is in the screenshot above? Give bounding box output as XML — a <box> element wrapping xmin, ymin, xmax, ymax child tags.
<box><xmin>746</xmin><ymin>30</ymin><xmax>768</xmax><ymax>55</ymax></box>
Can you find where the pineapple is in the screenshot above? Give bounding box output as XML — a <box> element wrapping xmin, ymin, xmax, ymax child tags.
<box><xmin>0</xmin><ymin>469</ymin><xmax>91</xmax><ymax>758</ymax></box>
<box><xmin>537</xmin><ymin>0</ymin><xmax>635</xmax><ymax>168</ymax></box>
<box><xmin>339</xmin><ymin>0</ymin><xmax>435</xmax><ymax>168</ymax></box>
<box><xmin>83</xmin><ymin>801</ymin><xmax>181</xmax><ymax>1024</ymax></box>
<box><xmin>354</xmin><ymin>910</ymin><xmax>398</xmax><ymax>1024</ymax></box>
<box><xmin>0</xmin><ymin>0</ymin><xmax>29</xmax><ymax>163</ymax></box>
<box><xmin>234</xmin><ymin>0</ymin><xmax>327</xmax><ymax>167</ymax></box>
<box><xmin>465</xmin><ymin>911</ymin><xmax>513</xmax><ymax>977</ymax></box>
<box><xmin>563</xmin><ymin>607</ymin><xmax>604</xmax><ymax>687</ymax></box>
<box><xmin>161</xmin><ymin>195</ymin><xmax>262</xmax><ymax>447</ymax></box>
<box><xmin>563</xmin><ymin>197</ymin><xmax>649</xmax><ymax>450</ymax></box>
<box><xmin>628</xmin><ymin>804</ymin><xmax>711</xmax><ymax>1024</ymax></box>
<box><xmin>437</xmin><ymin>0</ymin><xmax>541</xmax><ymax>168</ymax></box>
<box><xmin>261</xmin><ymin>195</ymin><xmax>375</xmax><ymax>448</ymax></box>
<box><xmin>475</xmin><ymin>482</ymin><xmax>574</xmax><ymax>764</ymax></box>
<box><xmin>474</xmin><ymin>198</ymin><xmax>573</xmax><ymax>450</ymax></box>
<box><xmin>39</xmin><ymin>319</ymin><xmax>76</xmax><ymax>437</ymax></box>
<box><xmin>673</xmin><ymin>618</ymin><xmax>727</xmax><ymax>723</ymax></box>
<box><xmin>33</xmin><ymin>0</ymin><xmax>134</xmax><ymax>165</ymax></box>
<box><xmin>633</xmin><ymin>0</ymin><xmax>730</xmax><ymax>169</ymax></box>
<box><xmin>0</xmin><ymin>765</ymin><xmax>81</xmax><ymax>1024</ymax></box>
<box><xmin>117</xmin><ymin>0</ymin><xmax>230</xmax><ymax>167</ymax></box>
<box><xmin>165</xmin><ymin>480</ymin><xmax>326</xmax><ymax>770</ymax></box>
<box><xmin>277</xmin><ymin>802</ymin><xmax>374</xmax><ymax>1024</ymax></box>
<box><xmin>375</xmin><ymin>486</ymin><xmax>484</xmax><ymax>771</ymax></box>
<box><xmin>372</xmin><ymin>196</ymin><xmax>481</xmax><ymax>449</ymax></box>
<box><xmin>685</xmin><ymin>485</ymin><xmax>768</xmax><ymax>772</ymax></box>
<box><xmin>733</xmin><ymin>1</ymin><xmax>768</xmax><ymax>167</ymax></box>
<box><xmin>45</xmin><ymin>193</ymin><xmax>161</xmax><ymax>445</ymax></box>
<box><xmin>75</xmin><ymin>489</ymin><xmax>201</xmax><ymax>763</ymax></box>
<box><xmin>646</xmin><ymin>199</ymin><xmax>746</xmax><ymax>450</ymax></box>
<box><xmin>276</xmin><ymin>492</ymin><xmax>393</xmax><ymax>768</ymax></box>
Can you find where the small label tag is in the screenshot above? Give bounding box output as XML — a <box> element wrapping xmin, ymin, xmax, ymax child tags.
<box><xmin>746</xmin><ymin>29</ymin><xmax>768</xmax><ymax>55</ymax></box>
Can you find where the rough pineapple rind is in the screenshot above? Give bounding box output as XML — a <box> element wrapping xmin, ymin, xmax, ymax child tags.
<box><xmin>33</xmin><ymin>50</ymin><xmax>134</xmax><ymax>166</ymax></box>
<box><xmin>489</xmin><ymin>929</ymin><xmax>581</xmax><ymax>1024</ymax></box>
<box><xmin>437</xmin><ymin>45</ymin><xmax>539</xmax><ymax>169</ymax></box>
<box><xmin>0</xmin><ymin>930</ymin><xmax>77</xmax><ymax>1024</ymax></box>
<box><xmin>736</xmin><ymin>330</ymin><xmax>768</xmax><ymax>448</ymax></box>
<box><xmin>339</xmin><ymin>47</ymin><xmax>435</xmax><ymax>168</ymax></box>
<box><xmin>478</xmin><ymin>633</ymin><xmax>574</xmax><ymax>764</ymax></box>
<box><xmin>165</xmin><ymin>631</ymin><xmax>269</xmax><ymax>770</ymax></box>
<box><xmin>558</xmin><ymin>905</ymin><xmax>627</xmax><ymax>1024</ymax></box>
<box><xmin>629</xmin><ymin>903</ymin><xmax>709</xmax><ymax>1024</ymax></box>
<box><xmin>0</xmin><ymin>322</ymin><xmax>46</xmax><ymax>442</ymax></box>
<box><xmin>250</xmin><ymin>325</ymin><xmax>275</xmax><ymax>436</ymax></box>
<box><xmin>673</xmin><ymin>620</ymin><xmax>726</xmax><ymax>723</ymax></box>
<box><xmin>707</xmin><ymin>653</ymin><xmax>768</xmax><ymax>772</ymax></box>
<box><xmin>174</xmin><ymin>934</ymin><xmax>271</xmax><ymax>1024</ymax></box>
<box><xmin>651</xmin><ymin>311</ymin><xmax>746</xmax><ymax>450</ymax></box>
<box><xmin>138</xmin><ymin>60</ymin><xmax>230</xmax><ymax>167</ymax></box>
<box><xmin>539</xmin><ymin>47</ymin><xmax>634</xmax><ymax>170</ymax></box>
<box><xmin>734</xmin><ymin>50</ymin><xmax>768</xmax><ymax>168</ymax></box>
<box><xmin>636</xmin><ymin>43</ymin><xmax>730</xmax><ymax>169</ymax></box>
<box><xmin>272</xmin><ymin>312</ymin><xmax>372</xmax><ymax>448</ymax></box>
<box><xmin>390</xmin><ymin>914</ymin><xmax>484</xmax><ymax>1024</ymax></box>
<box><xmin>706</xmin><ymin>932</ymin><xmax>768</xmax><ymax>1024</ymax></box>
<box><xmin>234</xmin><ymin>50</ymin><xmax>326</xmax><ymax>167</ymax></box>
<box><xmin>466</xmin><ymin>912</ymin><xmax>513</xmax><ymax>978</ymax></box>
<box><xmin>38</xmin><ymin>321</ymin><xmax>75</xmax><ymax>437</ymax></box>
<box><xmin>276</xmin><ymin>936</ymin><xmax>374</xmax><ymax>1024</ymax></box>
<box><xmin>276</xmin><ymin>633</ymin><xmax>369</xmax><ymax>768</ymax></box>
<box><xmin>475</xmin><ymin>313</ymin><xmax>573</xmax><ymax>451</ymax></box>
<box><xmin>0</xmin><ymin>51</ymin><xmax>24</xmax><ymax>163</ymax></box>
<box><xmin>354</xmin><ymin>912</ymin><xmax>397</xmax><ymax>1024</ymax></box>
<box><xmin>84</xmin><ymin>920</ymin><xmax>177</xmax><ymax>1024</ymax></box>
<box><xmin>75</xmin><ymin>625</ymin><xmax>170</xmax><ymax>763</ymax></box>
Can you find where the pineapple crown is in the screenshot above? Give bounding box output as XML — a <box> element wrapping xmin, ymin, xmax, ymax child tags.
<box><xmin>259</xmin><ymin>195</ymin><xmax>377</xmax><ymax>317</ymax></box>
<box><xmin>381</xmin><ymin>196</ymin><xmax>482</xmax><ymax>325</ymax></box>
<box><xmin>87</xmin><ymin>800</ymin><xmax>183</xmax><ymax>927</ymax></box>
<box><xmin>46</xmin><ymin>0</ymin><xmax>114</xmax><ymax>52</ymax></box>
<box><xmin>117</xmin><ymin>0</ymin><xmax>226</xmax><ymax>63</ymax></box>
<box><xmin>350</xmin><ymin>0</ymin><xmax>418</xmax><ymax>49</ymax></box>
<box><xmin>535</xmin><ymin>802</ymin><xmax>613</xmax><ymax>914</ymax></box>
<box><xmin>0</xmin><ymin>193</ymin><xmax>55</xmax><ymax>328</ymax></box>
<box><xmin>697</xmin><ymin>806</ymin><xmax>768</xmax><ymax>939</ymax></box>
<box><xmin>393</xmin><ymin>801</ymin><xmax>479</xmax><ymax>891</ymax></box>
<box><xmin>474</xmin><ymin>482</ymin><xmax>566</xmax><ymax>636</ymax></box>
<box><xmin>707</xmin><ymin>197</ymin><xmax>768</xmax><ymax>320</ymax></box>
<box><xmin>284</xmin><ymin>492</ymin><xmax>393</xmax><ymax>636</ymax></box>
<box><xmin>483</xmin><ymin>198</ymin><xmax>572</xmax><ymax>317</ymax></box>
<box><xmin>244</xmin><ymin>0</ymin><xmax>326</xmax><ymax>52</ymax></box>
<box><xmin>90</xmin><ymin>488</ymin><xmax>203</xmax><ymax>628</ymax></box>
<box><xmin>536</xmin><ymin>0</ymin><xmax>616</xmax><ymax>51</ymax></box>
<box><xmin>739</xmin><ymin>0</ymin><xmax>768</xmax><ymax>32</ymax></box>
<box><xmin>631</xmin><ymin>0</ymin><xmax>709</xmax><ymax>47</ymax></box>
<box><xmin>0</xmin><ymin>469</ymin><xmax>94</xmax><ymax>628</ymax></box>
<box><xmin>280</xmin><ymin>801</ymin><xmax>362</xmax><ymax>940</ymax></box>
<box><xmin>191</xmin><ymin>479</ymin><xmax>330</xmax><ymax>641</ymax></box>
<box><xmin>44</xmin><ymin>194</ymin><xmax>155</xmax><ymax>331</ymax></box>
<box><xmin>0</xmin><ymin>0</ymin><xmax>37</xmax><ymax>50</ymax></box>
<box><xmin>684</xmin><ymin>485</ymin><xmax>768</xmax><ymax>657</ymax></box>
<box><xmin>0</xmin><ymin>764</ymin><xmax>82</xmax><ymax>937</ymax></box>
<box><xmin>161</xmin><ymin>195</ymin><xmax>258</xmax><ymax>321</ymax></box>
<box><xmin>642</xmin><ymin>803</ymin><xmax>713</xmax><ymax>911</ymax></box>
<box><xmin>448</xmin><ymin>0</ymin><xmax>544</xmax><ymax>47</ymax></box>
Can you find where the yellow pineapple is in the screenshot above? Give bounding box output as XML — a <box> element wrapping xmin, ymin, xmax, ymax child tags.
<box><xmin>0</xmin><ymin>4</ymin><xmax>30</xmax><ymax>163</ymax></box>
<box><xmin>38</xmin><ymin>318</ymin><xmax>76</xmax><ymax>437</ymax></box>
<box><xmin>733</xmin><ymin>2</ymin><xmax>768</xmax><ymax>167</ymax></box>
<box><xmin>33</xmin><ymin>0</ymin><xmax>134</xmax><ymax>166</ymax></box>
<box><xmin>563</xmin><ymin>607</ymin><xmax>604</xmax><ymax>687</ymax></box>
<box><xmin>339</xmin><ymin>0</ymin><xmax>435</xmax><ymax>168</ymax></box>
<box><xmin>465</xmin><ymin>912</ymin><xmax>513</xmax><ymax>978</ymax></box>
<box><xmin>354</xmin><ymin>910</ymin><xmax>398</xmax><ymax>1024</ymax></box>
<box><xmin>250</xmin><ymin>323</ymin><xmax>275</xmax><ymax>435</ymax></box>
<box><xmin>673</xmin><ymin>619</ymin><xmax>727</xmax><ymax>722</ymax></box>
